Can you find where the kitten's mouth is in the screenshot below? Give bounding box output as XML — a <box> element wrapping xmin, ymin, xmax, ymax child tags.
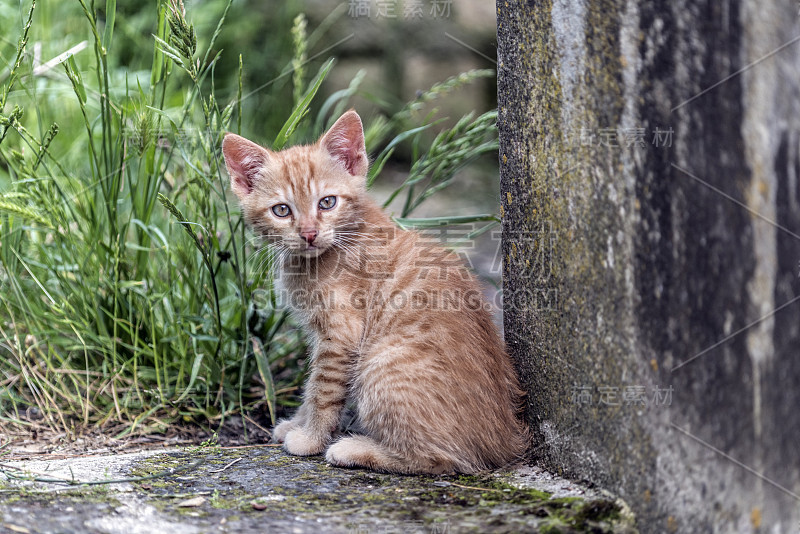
<box><xmin>295</xmin><ymin>244</ymin><xmax>327</xmax><ymax>257</ymax></box>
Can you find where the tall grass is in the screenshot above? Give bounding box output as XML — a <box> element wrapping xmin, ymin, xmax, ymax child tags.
<box><xmin>0</xmin><ymin>0</ymin><xmax>499</xmax><ymax>439</ymax></box>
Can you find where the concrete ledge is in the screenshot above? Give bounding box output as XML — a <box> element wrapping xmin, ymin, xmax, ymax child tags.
<box><xmin>0</xmin><ymin>447</ymin><xmax>635</xmax><ymax>533</ymax></box>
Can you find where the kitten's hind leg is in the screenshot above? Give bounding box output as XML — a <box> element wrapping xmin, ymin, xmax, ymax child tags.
<box><xmin>325</xmin><ymin>435</ymin><xmax>453</xmax><ymax>474</ymax></box>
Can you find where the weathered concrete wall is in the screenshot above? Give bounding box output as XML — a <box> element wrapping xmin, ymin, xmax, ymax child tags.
<box><xmin>498</xmin><ymin>0</ymin><xmax>800</xmax><ymax>531</ymax></box>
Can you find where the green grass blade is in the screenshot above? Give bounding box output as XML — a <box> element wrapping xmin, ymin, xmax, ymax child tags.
<box><xmin>157</xmin><ymin>193</ymin><xmax>205</xmax><ymax>253</ymax></box>
<box><xmin>252</xmin><ymin>337</ymin><xmax>276</xmax><ymax>426</ymax></box>
<box><xmin>102</xmin><ymin>0</ymin><xmax>116</xmax><ymax>52</ymax></box>
<box><xmin>175</xmin><ymin>352</ymin><xmax>205</xmax><ymax>403</ymax></box>
<box><xmin>150</xmin><ymin>2</ymin><xmax>167</xmax><ymax>95</ymax></box>
<box><xmin>370</xmin><ymin>123</ymin><xmax>435</xmax><ymax>189</ymax></box>
<box><xmin>273</xmin><ymin>57</ymin><xmax>335</xmax><ymax>150</ymax></box>
<box><xmin>65</xmin><ymin>56</ymin><xmax>87</xmax><ymax>104</ymax></box>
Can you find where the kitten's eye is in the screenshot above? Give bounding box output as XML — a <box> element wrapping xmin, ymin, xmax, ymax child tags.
<box><xmin>272</xmin><ymin>204</ymin><xmax>291</xmax><ymax>218</ymax></box>
<box><xmin>319</xmin><ymin>196</ymin><xmax>337</xmax><ymax>210</ymax></box>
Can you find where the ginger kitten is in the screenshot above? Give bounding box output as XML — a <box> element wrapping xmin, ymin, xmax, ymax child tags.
<box><xmin>222</xmin><ymin>110</ymin><xmax>528</xmax><ymax>474</ymax></box>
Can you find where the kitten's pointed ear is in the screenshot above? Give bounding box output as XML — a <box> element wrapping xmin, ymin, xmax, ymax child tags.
<box><xmin>319</xmin><ymin>110</ymin><xmax>368</xmax><ymax>177</ymax></box>
<box><xmin>222</xmin><ymin>133</ymin><xmax>270</xmax><ymax>199</ymax></box>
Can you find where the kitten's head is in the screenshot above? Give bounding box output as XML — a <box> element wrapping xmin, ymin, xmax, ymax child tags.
<box><xmin>222</xmin><ymin>110</ymin><xmax>368</xmax><ymax>257</ymax></box>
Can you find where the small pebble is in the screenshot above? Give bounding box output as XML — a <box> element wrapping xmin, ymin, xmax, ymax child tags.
<box><xmin>176</xmin><ymin>496</ymin><xmax>205</xmax><ymax>508</ymax></box>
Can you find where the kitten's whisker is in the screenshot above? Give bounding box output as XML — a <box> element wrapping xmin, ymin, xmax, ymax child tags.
<box><xmin>253</xmin><ymin>255</ymin><xmax>274</xmax><ymax>276</ymax></box>
<box><xmin>331</xmin><ymin>240</ymin><xmax>364</xmax><ymax>259</ymax></box>
<box><xmin>333</xmin><ymin>236</ymin><xmax>366</xmax><ymax>249</ymax></box>
<box><xmin>247</xmin><ymin>251</ymin><xmax>267</xmax><ymax>267</ymax></box>
<box><xmin>336</xmin><ymin>231</ymin><xmax>378</xmax><ymax>237</ymax></box>
<box><xmin>246</xmin><ymin>248</ymin><xmax>266</xmax><ymax>262</ymax></box>
<box><xmin>334</xmin><ymin>240</ymin><xmax>359</xmax><ymax>250</ymax></box>
<box><xmin>331</xmin><ymin>238</ymin><xmax>356</xmax><ymax>251</ymax></box>
<box><xmin>254</xmin><ymin>246</ymin><xmax>290</xmax><ymax>276</ymax></box>
<box><xmin>335</xmin><ymin>231</ymin><xmax>382</xmax><ymax>242</ymax></box>
<box><xmin>249</xmin><ymin>243</ymin><xmax>290</xmax><ymax>275</ymax></box>
<box><xmin>247</xmin><ymin>244</ymin><xmax>282</xmax><ymax>265</ymax></box>
<box><xmin>334</xmin><ymin>234</ymin><xmax>365</xmax><ymax>242</ymax></box>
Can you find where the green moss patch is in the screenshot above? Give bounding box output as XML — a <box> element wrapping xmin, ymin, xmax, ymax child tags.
<box><xmin>124</xmin><ymin>448</ymin><xmax>633</xmax><ymax>533</ymax></box>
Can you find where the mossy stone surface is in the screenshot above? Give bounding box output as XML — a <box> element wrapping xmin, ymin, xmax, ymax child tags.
<box><xmin>0</xmin><ymin>447</ymin><xmax>634</xmax><ymax>533</ymax></box>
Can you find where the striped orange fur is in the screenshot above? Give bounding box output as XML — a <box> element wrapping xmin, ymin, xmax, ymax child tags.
<box><xmin>222</xmin><ymin>110</ymin><xmax>528</xmax><ymax>474</ymax></box>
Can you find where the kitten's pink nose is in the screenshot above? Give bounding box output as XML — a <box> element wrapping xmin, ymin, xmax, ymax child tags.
<box><xmin>299</xmin><ymin>229</ymin><xmax>318</xmax><ymax>245</ymax></box>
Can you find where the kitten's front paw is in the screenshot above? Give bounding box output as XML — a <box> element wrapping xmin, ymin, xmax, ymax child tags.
<box><xmin>325</xmin><ymin>438</ymin><xmax>360</xmax><ymax>468</ymax></box>
<box><xmin>272</xmin><ymin>418</ymin><xmax>299</xmax><ymax>443</ymax></box>
<box><xmin>283</xmin><ymin>428</ymin><xmax>327</xmax><ymax>456</ymax></box>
